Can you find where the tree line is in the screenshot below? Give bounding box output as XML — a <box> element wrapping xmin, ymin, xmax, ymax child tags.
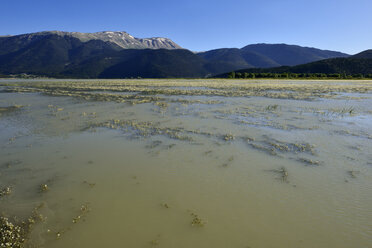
<box><xmin>227</xmin><ymin>72</ymin><xmax>372</xmax><ymax>79</ymax></box>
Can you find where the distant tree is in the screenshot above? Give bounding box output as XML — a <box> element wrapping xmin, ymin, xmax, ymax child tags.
<box><xmin>353</xmin><ymin>73</ymin><xmax>363</xmax><ymax>78</ymax></box>
<box><xmin>290</xmin><ymin>73</ymin><xmax>298</xmax><ymax>78</ymax></box>
<box><xmin>228</xmin><ymin>71</ymin><xmax>236</xmax><ymax>79</ymax></box>
<box><xmin>330</xmin><ymin>73</ymin><xmax>341</xmax><ymax>78</ymax></box>
<box><xmin>281</xmin><ymin>73</ymin><xmax>288</xmax><ymax>78</ymax></box>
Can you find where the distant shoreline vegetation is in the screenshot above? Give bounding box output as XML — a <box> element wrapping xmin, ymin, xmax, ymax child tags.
<box><xmin>225</xmin><ymin>72</ymin><xmax>372</xmax><ymax>79</ymax></box>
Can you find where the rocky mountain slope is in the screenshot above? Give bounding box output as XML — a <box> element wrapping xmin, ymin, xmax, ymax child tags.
<box><xmin>0</xmin><ymin>31</ymin><xmax>356</xmax><ymax>78</ymax></box>
<box><xmin>0</xmin><ymin>31</ymin><xmax>181</xmax><ymax>54</ymax></box>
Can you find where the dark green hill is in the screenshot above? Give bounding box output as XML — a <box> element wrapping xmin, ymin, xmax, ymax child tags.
<box><xmin>216</xmin><ymin>55</ymin><xmax>372</xmax><ymax>78</ymax></box>
<box><xmin>198</xmin><ymin>48</ymin><xmax>280</xmax><ymax>74</ymax></box>
<box><xmin>0</xmin><ymin>34</ymin><xmax>81</xmax><ymax>74</ymax></box>
<box><xmin>97</xmin><ymin>49</ymin><xmax>208</xmax><ymax>78</ymax></box>
<box><xmin>241</xmin><ymin>43</ymin><xmax>348</xmax><ymax>66</ymax></box>
<box><xmin>240</xmin><ymin>51</ymin><xmax>280</xmax><ymax>68</ymax></box>
<box><xmin>0</xmin><ymin>34</ymin><xmax>122</xmax><ymax>77</ymax></box>
<box><xmin>284</xmin><ymin>58</ymin><xmax>372</xmax><ymax>75</ymax></box>
<box><xmin>0</xmin><ymin>34</ymin><xmax>47</xmax><ymax>56</ymax></box>
<box><xmin>352</xmin><ymin>50</ymin><xmax>372</xmax><ymax>59</ymax></box>
<box><xmin>199</xmin><ymin>48</ymin><xmax>253</xmax><ymax>74</ymax></box>
<box><xmin>197</xmin><ymin>44</ymin><xmax>348</xmax><ymax>75</ymax></box>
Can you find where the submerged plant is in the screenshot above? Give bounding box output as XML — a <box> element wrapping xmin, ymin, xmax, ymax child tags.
<box><xmin>223</xmin><ymin>133</ymin><xmax>235</xmax><ymax>141</ymax></box>
<box><xmin>189</xmin><ymin>212</ymin><xmax>206</xmax><ymax>227</ymax></box>
<box><xmin>0</xmin><ymin>216</ymin><xmax>25</xmax><ymax>248</ymax></box>
<box><xmin>347</xmin><ymin>170</ymin><xmax>360</xmax><ymax>178</ymax></box>
<box><xmin>0</xmin><ymin>105</ymin><xmax>23</xmax><ymax>117</ymax></box>
<box><xmin>265</xmin><ymin>104</ymin><xmax>279</xmax><ymax>111</ymax></box>
<box><xmin>0</xmin><ymin>187</ymin><xmax>12</xmax><ymax>198</ymax></box>
<box><xmin>150</xmin><ymin>239</ymin><xmax>160</xmax><ymax>246</ymax></box>
<box><xmin>82</xmin><ymin>180</ymin><xmax>96</xmax><ymax>188</ymax></box>
<box><xmin>154</xmin><ymin>101</ymin><xmax>169</xmax><ymax>109</ymax></box>
<box><xmin>298</xmin><ymin>158</ymin><xmax>321</xmax><ymax>166</ymax></box>
<box><xmin>267</xmin><ymin>167</ymin><xmax>289</xmax><ymax>182</ymax></box>
<box><xmin>161</xmin><ymin>203</ymin><xmax>170</xmax><ymax>209</ymax></box>
<box><xmin>39</xmin><ymin>184</ymin><xmax>49</xmax><ymax>192</ymax></box>
<box><xmin>0</xmin><ymin>203</ymin><xmax>46</xmax><ymax>247</ymax></box>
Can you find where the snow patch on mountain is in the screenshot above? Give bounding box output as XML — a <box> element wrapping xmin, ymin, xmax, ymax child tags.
<box><xmin>9</xmin><ymin>31</ymin><xmax>182</xmax><ymax>50</ymax></box>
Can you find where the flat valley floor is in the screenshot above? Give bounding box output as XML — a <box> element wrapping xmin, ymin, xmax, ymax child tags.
<box><xmin>0</xmin><ymin>79</ymin><xmax>371</xmax><ymax>248</ymax></box>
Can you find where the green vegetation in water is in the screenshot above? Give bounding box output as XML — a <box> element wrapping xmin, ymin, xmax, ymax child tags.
<box><xmin>267</xmin><ymin>167</ymin><xmax>289</xmax><ymax>183</ymax></box>
<box><xmin>0</xmin><ymin>187</ymin><xmax>12</xmax><ymax>198</ymax></box>
<box><xmin>298</xmin><ymin>158</ymin><xmax>322</xmax><ymax>166</ymax></box>
<box><xmin>222</xmin><ymin>133</ymin><xmax>235</xmax><ymax>141</ymax></box>
<box><xmin>0</xmin><ymin>216</ymin><xmax>25</xmax><ymax>248</ymax></box>
<box><xmin>72</xmin><ymin>204</ymin><xmax>90</xmax><ymax>224</ymax></box>
<box><xmin>266</xmin><ymin>104</ymin><xmax>279</xmax><ymax>111</ymax></box>
<box><xmin>189</xmin><ymin>212</ymin><xmax>206</xmax><ymax>227</ymax></box>
<box><xmin>222</xmin><ymin>156</ymin><xmax>234</xmax><ymax>167</ymax></box>
<box><xmin>0</xmin><ymin>106</ymin><xmax>23</xmax><ymax>117</ymax></box>
<box><xmin>39</xmin><ymin>184</ymin><xmax>49</xmax><ymax>193</ymax></box>
<box><xmin>82</xmin><ymin>180</ymin><xmax>96</xmax><ymax>188</ymax></box>
<box><xmin>246</xmin><ymin>137</ymin><xmax>317</xmax><ymax>160</ymax></box>
<box><xmin>1</xmin><ymin>160</ymin><xmax>22</xmax><ymax>170</ymax></box>
<box><xmin>336</xmin><ymin>107</ymin><xmax>355</xmax><ymax>116</ymax></box>
<box><xmin>154</xmin><ymin>101</ymin><xmax>169</xmax><ymax>109</ymax></box>
<box><xmin>150</xmin><ymin>239</ymin><xmax>160</xmax><ymax>246</ymax></box>
<box><xmin>0</xmin><ymin>79</ymin><xmax>371</xmax><ymax>247</ymax></box>
<box><xmin>0</xmin><ymin>204</ymin><xmax>46</xmax><ymax>248</ymax></box>
<box><xmin>3</xmin><ymin>79</ymin><xmax>372</xmax><ymax>102</ymax></box>
<box><xmin>94</xmin><ymin>119</ymin><xmax>194</xmax><ymax>142</ymax></box>
<box><xmin>347</xmin><ymin>170</ymin><xmax>360</xmax><ymax>178</ymax></box>
<box><xmin>161</xmin><ymin>203</ymin><xmax>170</xmax><ymax>209</ymax></box>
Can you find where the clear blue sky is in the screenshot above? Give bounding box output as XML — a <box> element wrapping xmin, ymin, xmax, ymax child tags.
<box><xmin>1</xmin><ymin>0</ymin><xmax>371</xmax><ymax>54</ymax></box>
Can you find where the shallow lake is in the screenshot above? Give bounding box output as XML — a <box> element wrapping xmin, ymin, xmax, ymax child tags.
<box><xmin>0</xmin><ymin>79</ymin><xmax>371</xmax><ymax>248</ymax></box>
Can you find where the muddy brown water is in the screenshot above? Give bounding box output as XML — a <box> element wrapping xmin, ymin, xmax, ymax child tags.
<box><xmin>0</xmin><ymin>79</ymin><xmax>371</xmax><ymax>248</ymax></box>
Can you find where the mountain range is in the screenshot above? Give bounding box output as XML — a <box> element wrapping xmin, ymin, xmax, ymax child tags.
<box><xmin>0</xmin><ymin>30</ymin><xmax>367</xmax><ymax>78</ymax></box>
